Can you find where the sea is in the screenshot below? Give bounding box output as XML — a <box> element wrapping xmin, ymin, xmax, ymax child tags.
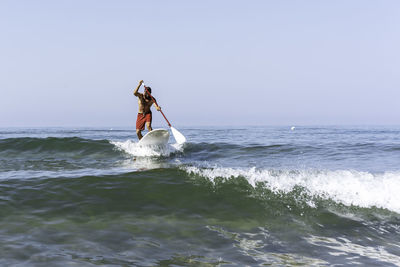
<box><xmin>0</xmin><ymin>126</ymin><xmax>399</xmax><ymax>266</ymax></box>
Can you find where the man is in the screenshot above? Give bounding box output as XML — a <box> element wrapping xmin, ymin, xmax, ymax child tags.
<box><xmin>133</xmin><ymin>80</ymin><xmax>161</xmax><ymax>140</ymax></box>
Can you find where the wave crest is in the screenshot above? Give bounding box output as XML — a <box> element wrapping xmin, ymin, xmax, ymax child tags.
<box><xmin>183</xmin><ymin>166</ymin><xmax>400</xmax><ymax>213</ymax></box>
<box><xmin>0</xmin><ymin>137</ymin><xmax>115</xmax><ymax>155</ymax></box>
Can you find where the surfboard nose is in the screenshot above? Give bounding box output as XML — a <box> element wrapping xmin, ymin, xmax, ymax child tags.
<box><xmin>138</xmin><ymin>129</ymin><xmax>170</xmax><ymax>146</ymax></box>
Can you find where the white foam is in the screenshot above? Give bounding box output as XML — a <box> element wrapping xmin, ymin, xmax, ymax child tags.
<box><xmin>183</xmin><ymin>166</ymin><xmax>400</xmax><ymax>213</ymax></box>
<box><xmin>111</xmin><ymin>139</ymin><xmax>183</xmax><ymax>157</ymax></box>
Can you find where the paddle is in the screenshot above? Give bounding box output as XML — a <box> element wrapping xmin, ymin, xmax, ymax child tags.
<box><xmin>142</xmin><ymin>83</ymin><xmax>186</xmax><ymax>144</ymax></box>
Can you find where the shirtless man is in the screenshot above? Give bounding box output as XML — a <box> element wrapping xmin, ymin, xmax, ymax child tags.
<box><xmin>133</xmin><ymin>80</ymin><xmax>161</xmax><ymax>140</ymax></box>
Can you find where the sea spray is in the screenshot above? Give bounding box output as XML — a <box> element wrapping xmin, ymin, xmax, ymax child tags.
<box><xmin>111</xmin><ymin>139</ymin><xmax>182</xmax><ymax>157</ymax></box>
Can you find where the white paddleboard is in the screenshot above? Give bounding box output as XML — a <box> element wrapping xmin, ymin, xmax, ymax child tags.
<box><xmin>138</xmin><ymin>129</ymin><xmax>170</xmax><ymax>146</ymax></box>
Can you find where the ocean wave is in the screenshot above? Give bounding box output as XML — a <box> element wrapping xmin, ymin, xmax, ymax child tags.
<box><xmin>183</xmin><ymin>142</ymin><xmax>312</xmax><ymax>153</ymax></box>
<box><xmin>182</xmin><ymin>166</ymin><xmax>400</xmax><ymax>214</ymax></box>
<box><xmin>0</xmin><ymin>137</ymin><xmax>128</xmax><ymax>173</ymax></box>
<box><xmin>0</xmin><ymin>137</ymin><xmax>116</xmax><ymax>155</ymax></box>
<box><xmin>182</xmin><ymin>142</ymin><xmax>400</xmax><ymax>154</ymax></box>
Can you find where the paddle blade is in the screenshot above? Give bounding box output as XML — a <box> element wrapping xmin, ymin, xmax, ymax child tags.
<box><xmin>171</xmin><ymin>127</ymin><xmax>186</xmax><ymax>144</ymax></box>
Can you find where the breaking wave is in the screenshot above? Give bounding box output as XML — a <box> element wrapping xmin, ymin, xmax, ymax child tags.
<box><xmin>183</xmin><ymin>166</ymin><xmax>400</xmax><ymax>213</ymax></box>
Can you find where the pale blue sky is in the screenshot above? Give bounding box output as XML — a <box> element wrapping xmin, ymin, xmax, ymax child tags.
<box><xmin>1</xmin><ymin>0</ymin><xmax>399</xmax><ymax>127</ymax></box>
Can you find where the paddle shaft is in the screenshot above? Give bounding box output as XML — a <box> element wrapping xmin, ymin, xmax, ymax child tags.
<box><xmin>144</xmin><ymin>86</ymin><xmax>171</xmax><ymax>127</ymax></box>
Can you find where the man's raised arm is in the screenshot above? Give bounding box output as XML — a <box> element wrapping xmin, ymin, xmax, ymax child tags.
<box><xmin>133</xmin><ymin>80</ymin><xmax>143</xmax><ymax>96</ymax></box>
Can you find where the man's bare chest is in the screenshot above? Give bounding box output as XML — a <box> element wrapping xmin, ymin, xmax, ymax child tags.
<box><xmin>138</xmin><ymin>98</ymin><xmax>152</xmax><ymax>107</ymax></box>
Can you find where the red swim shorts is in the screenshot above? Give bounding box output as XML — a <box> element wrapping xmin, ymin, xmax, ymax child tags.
<box><xmin>136</xmin><ymin>113</ymin><xmax>152</xmax><ymax>130</ymax></box>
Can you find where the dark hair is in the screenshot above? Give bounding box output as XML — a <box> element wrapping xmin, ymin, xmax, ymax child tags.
<box><xmin>145</xmin><ymin>86</ymin><xmax>152</xmax><ymax>94</ymax></box>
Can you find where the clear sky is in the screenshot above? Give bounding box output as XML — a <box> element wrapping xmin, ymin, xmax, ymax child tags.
<box><xmin>1</xmin><ymin>0</ymin><xmax>399</xmax><ymax>127</ymax></box>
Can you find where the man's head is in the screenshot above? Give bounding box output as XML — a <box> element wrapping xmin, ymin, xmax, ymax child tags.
<box><xmin>144</xmin><ymin>86</ymin><xmax>152</xmax><ymax>99</ymax></box>
<box><xmin>144</xmin><ymin>86</ymin><xmax>152</xmax><ymax>94</ymax></box>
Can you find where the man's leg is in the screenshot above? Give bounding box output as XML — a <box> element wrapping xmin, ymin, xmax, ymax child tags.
<box><xmin>136</xmin><ymin>129</ymin><xmax>143</xmax><ymax>140</ymax></box>
<box><xmin>146</xmin><ymin>122</ymin><xmax>153</xmax><ymax>132</ymax></box>
<box><xmin>146</xmin><ymin>113</ymin><xmax>153</xmax><ymax>132</ymax></box>
<box><xmin>136</xmin><ymin>113</ymin><xmax>146</xmax><ymax>140</ymax></box>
